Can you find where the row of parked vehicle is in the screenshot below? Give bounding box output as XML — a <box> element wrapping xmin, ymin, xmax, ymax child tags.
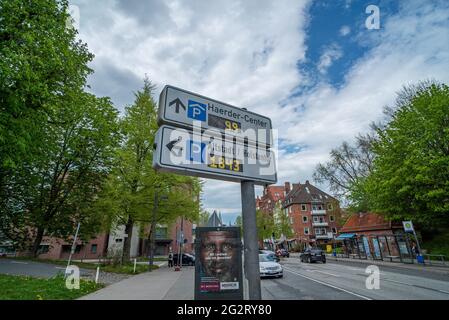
<box><xmin>258</xmin><ymin>248</ymin><xmax>327</xmax><ymax>278</ymax></box>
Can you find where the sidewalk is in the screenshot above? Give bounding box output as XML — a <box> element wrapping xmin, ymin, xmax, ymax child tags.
<box><xmin>79</xmin><ymin>266</ymin><xmax>194</xmax><ymax>300</ymax></box>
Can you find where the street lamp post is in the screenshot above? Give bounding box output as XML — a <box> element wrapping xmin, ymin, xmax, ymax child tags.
<box><xmin>149</xmin><ymin>191</ymin><xmax>158</xmax><ymax>271</ymax></box>
<box><xmin>149</xmin><ymin>191</ymin><xmax>168</xmax><ymax>271</ymax></box>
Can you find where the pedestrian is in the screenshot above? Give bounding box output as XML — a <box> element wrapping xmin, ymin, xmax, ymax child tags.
<box><xmin>168</xmin><ymin>249</ymin><xmax>174</xmax><ymax>268</ymax></box>
<box><xmin>412</xmin><ymin>242</ymin><xmax>420</xmax><ymax>256</ymax></box>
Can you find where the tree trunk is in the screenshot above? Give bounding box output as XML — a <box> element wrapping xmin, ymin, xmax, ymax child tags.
<box><xmin>31</xmin><ymin>228</ymin><xmax>45</xmax><ymax>258</ymax></box>
<box><xmin>122</xmin><ymin>216</ymin><xmax>134</xmax><ymax>263</ymax></box>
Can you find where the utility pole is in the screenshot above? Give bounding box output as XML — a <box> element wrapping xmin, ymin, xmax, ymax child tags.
<box><xmin>149</xmin><ymin>191</ymin><xmax>158</xmax><ymax>271</ymax></box>
<box><xmin>241</xmin><ymin>181</ymin><xmax>261</xmax><ymax>300</ymax></box>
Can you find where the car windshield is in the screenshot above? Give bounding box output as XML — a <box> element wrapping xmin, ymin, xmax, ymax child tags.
<box><xmin>259</xmin><ymin>254</ymin><xmax>274</xmax><ymax>262</ymax></box>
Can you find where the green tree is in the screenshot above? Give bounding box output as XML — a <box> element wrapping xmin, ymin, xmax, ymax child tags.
<box><xmin>273</xmin><ymin>202</ymin><xmax>293</xmax><ymax>240</ymax></box>
<box><xmin>197</xmin><ymin>210</ymin><xmax>211</xmax><ymax>227</ymax></box>
<box><xmin>0</xmin><ymin>0</ymin><xmax>93</xmax><ymax>171</ymax></box>
<box><xmin>364</xmin><ymin>82</ymin><xmax>449</xmax><ymax>228</ymax></box>
<box><xmin>256</xmin><ymin>210</ymin><xmax>275</xmax><ymax>242</ymax></box>
<box><xmin>95</xmin><ymin>78</ymin><xmax>201</xmax><ymax>261</ymax></box>
<box><xmin>313</xmin><ymin>133</ymin><xmax>375</xmax><ymax>211</ymax></box>
<box><xmin>0</xmin><ymin>92</ymin><xmax>120</xmax><ymax>256</ymax></box>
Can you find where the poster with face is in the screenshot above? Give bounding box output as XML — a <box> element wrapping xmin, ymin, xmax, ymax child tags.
<box><xmin>194</xmin><ymin>227</ymin><xmax>243</xmax><ymax>300</ymax></box>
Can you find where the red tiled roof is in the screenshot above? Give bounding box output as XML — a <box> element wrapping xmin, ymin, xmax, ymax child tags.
<box><xmin>340</xmin><ymin>212</ymin><xmax>401</xmax><ymax>233</ymax></box>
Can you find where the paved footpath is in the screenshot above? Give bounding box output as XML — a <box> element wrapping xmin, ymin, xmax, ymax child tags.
<box><xmin>80</xmin><ymin>266</ymin><xmax>194</xmax><ymax>300</ymax></box>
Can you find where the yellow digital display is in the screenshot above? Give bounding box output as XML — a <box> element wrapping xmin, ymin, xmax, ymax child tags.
<box><xmin>207</xmin><ymin>155</ymin><xmax>243</xmax><ymax>172</ymax></box>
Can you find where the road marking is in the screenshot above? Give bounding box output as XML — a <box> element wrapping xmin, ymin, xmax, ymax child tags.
<box><xmin>311</xmin><ymin>270</ymin><xmax>341</xmax><ymax>277</ymax></box>
<box><xmin>55</xmin><ymin>267</ymin><xmax>66</xmax><ymax>270</ymax></box>
<box><xmin>284</xmin><ymin>267</ymin><xmax>372</xmax><ymax>300</ymax></box>
<box><xmin>10</xmin><ymin>261</ymin><xmax>28</xmax><ymax>264</ymax></box>
<box><xmin>383</xmin><ymin>279</ymin><xmax>411</xmax><ymax>286</ymax></box>
<box><xmin>383</xmin><ymin>278</ymin><xmax>449</xmax><ymax>295</ymax></box>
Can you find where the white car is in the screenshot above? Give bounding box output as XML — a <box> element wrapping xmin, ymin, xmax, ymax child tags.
<box><xmin>259</xmin><ymin>254</ymin><xmax>283</xmax><ymax>278</ymax></box>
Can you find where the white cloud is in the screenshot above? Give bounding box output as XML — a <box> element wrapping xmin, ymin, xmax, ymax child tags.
<box><xmin>317</xmin><ymin>44</ymin><xmax>343</xmax><ymax>74</ymax></box>
<box><xmin>71</xmin><ymin>0</ymin><xmax>449</xmax><ymax>212</ymax></box>
<box><xmin>274</xmin><ymin>0</ymin><xmax>449</xmax><ymax>191</ymax></box>
<box><xmin>339</xmin><ymin>25</ymin><xmax>351</xmax><ymax>36</ymax></box>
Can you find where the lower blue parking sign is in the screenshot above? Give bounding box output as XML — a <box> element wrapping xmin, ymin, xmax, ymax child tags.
<box><xmin>187</xmin><ymin>140</ymin><xmax>206</xmax><ymax>163</ymax></box>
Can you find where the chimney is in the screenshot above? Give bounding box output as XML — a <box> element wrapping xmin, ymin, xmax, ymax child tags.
<box><xmin>305</xmin><ymin>180</ymin><xmax>310</xmax><ymax>185</ymax></box>
<box><xmin>284</xmin><ymin>182</ymin><xmax>291</xmax><ymax>194</ymax></box>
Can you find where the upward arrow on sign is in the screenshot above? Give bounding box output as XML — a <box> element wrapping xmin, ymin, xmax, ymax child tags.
<box><xmin>169</xmin><ymin>98</ymin><xmax>186</xmax><ymax>113</ymax></box>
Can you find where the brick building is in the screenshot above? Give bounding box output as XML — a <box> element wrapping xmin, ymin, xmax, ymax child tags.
<box><xmin>31</xmin><ymin>233</ymin><xmax>110</xmax><ymax>260</ymax></box>
<box><xmin>282</xmin><ymin>181</ymin><xmax>341</xmax><ymax>247</ymax></box>
<box><xmin>256</xmin><ymin>182</ymin><xmax>290</xmax><ymax>214</ymax></box>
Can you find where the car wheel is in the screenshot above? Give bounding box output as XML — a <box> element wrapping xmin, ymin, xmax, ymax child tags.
<box><xmin>307</xmin><ymin>257</ymin><xmax>311</xmax><ymax>263</ymax></box>
<box><xmin>322</xmin><ymin>259</ymin><xmax>326</xmax><ymax>264</ymax></box>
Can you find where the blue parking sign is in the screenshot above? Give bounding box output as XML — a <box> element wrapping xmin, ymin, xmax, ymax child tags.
<box><xmin>187</xmin><ymin>100</ymin><xmax>207</xmax><ymax>121</ymax></box>
<box><xmin>187</xmin><ymin>140</ymin><xmax>206</xmax><ymax>163</ymax></box>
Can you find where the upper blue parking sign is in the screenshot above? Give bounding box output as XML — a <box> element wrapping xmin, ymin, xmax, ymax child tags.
<box><xmin>158</xmin><ymin>85</ymin><xmax>273</xmax><ymax>147</ymax></box>
<box><xmin>187</xmin><ymin>100</ymin><xmax>207</xmax><ymax>121</ymax></box>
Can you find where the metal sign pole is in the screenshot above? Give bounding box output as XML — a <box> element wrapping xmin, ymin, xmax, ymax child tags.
<box><xmin>241</xmin><ymin>181</ymin><xmax>261</xmax><ymax>300</ymax></box>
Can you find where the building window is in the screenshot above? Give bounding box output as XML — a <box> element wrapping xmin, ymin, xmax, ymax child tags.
<box><xmin>301</xmin><ymin>204</ymin><xmax>307</xmax><ymax>211</ymax></box>
<box><xmin>328</xmin><ymin>203</ymin><xmax>333</xmax><ymax>211</ymax></box>
<box><xmin>332</xmin><ymin>228</ymin><xmax>337</xmax><ymax>233</ymax></box>
<box><xmin>275</xmin><ymin>192</ymin><xmax>279</xmax><ymax>197</ymax></box>
<box><xmin>330</xmin><ymin>215</ymin><xmax>335</xmax><ymax>222</ymax></box>
<box><xmin>302</xmin><ymin>216</ymin><xmax>308</xmax><ymax>223</ymax></box>
<box><xmin>115</xmin><ymin>238</ymin><xmax>123</xmax><ymax>243</ymax></box>
<box><xmin>313</xmin><ymin>216</ymin><xmax>319</xmax><ymax>222</ymax></box>
<box><xmin>304</xmin><ymin>227</ymin><xmax>309</xmax><ymax>235</ymax></box>
<box><xmin>289</xmin><ymin>217</ymin><xmax>294</xmax><ymax>224</ymax></box>
<box><xmin>91</xmin><ymin>244</ymin><xmax>97</xmax><ymax>254</ymax></box>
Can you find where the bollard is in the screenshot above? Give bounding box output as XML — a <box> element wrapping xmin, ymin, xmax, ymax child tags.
<box><xmin>95</xmin><ymin>266</ymin><xmax>100</xmax><ymax>284</ymax></box>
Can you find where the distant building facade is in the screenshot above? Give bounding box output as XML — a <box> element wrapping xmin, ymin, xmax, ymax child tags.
<box><xmin>282</xmin><ymin>181</ymin><xmax>341</xmax><ymax>247</ymax></box>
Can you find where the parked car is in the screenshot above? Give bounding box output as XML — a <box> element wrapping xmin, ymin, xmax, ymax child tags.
<box><xmin>0</xmin><ymin>248</ymin><xmax>6</xmax><ymax>258</ymax></box>
<box><xmin>259</xmin><ymin>254</ymin><xmax>283</xmax><ymax>278</ymax></box>
<box><xmin>173</xmin><ymin>253</ymin><xmax>195</xmax><ymax>266</ymax></box>
<box><xmin>279</xmin><ymin>248</ymin><xmax>290</xmax><ymax>258</ymax></box>
<box><xmin>259</xmin><ymin>250</ymin><xmax>280</xmax><ymax>262</ymax></box>
<box><xmin>300</xmin><ymin>248</ymin><xmax>326</xmax><ymax>263</ymax></box>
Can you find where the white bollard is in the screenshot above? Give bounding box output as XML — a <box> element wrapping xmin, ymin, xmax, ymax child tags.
<box><xmin>95</xmin><ymin>266</ymin><xmax>100</xmax><ymax>284</ymax></box>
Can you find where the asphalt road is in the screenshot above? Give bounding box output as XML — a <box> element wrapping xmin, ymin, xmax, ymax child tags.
<box><xmin>0</xmin><ymin>258</ymin><xmax>91</xmax><ymax>278</ymax></box>
<box><xmin>3</xmin><ymin>257</ymin><xmax>448</xmax><ymax>300</ymax></box>
<box><xmin>261</xmin><ymin>258</ymin><xmax>449</xmax><ymax>300</ymax></box>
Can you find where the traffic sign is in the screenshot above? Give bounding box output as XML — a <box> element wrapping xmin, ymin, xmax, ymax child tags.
<box><xmin>152</xmin><ymin>125</ymin><xmax>277</xmax><ymax>185</ymax></box>
<box><xmin>158</xmin><ymin>85</ymin><xmax>273</xmax><ymax>147</ymax></box>
<box><xmin>402</xmin><ymin>221</ymin><xmax>415</xmax><ymax>233</ymax></box>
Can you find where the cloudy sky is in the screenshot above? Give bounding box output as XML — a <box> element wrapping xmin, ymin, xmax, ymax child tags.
<box><xmin>70</xmin><ymin>0</ymin><xmax>449</xmax><ymax>224</ymax></box>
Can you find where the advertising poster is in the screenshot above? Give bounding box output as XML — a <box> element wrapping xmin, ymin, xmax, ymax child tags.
<box><xmin>194</xmin><ymin>227</ymin><xmax>243</xmax><ymax>300</ymax></box>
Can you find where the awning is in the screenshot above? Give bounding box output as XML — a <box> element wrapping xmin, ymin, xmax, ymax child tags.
<box><xmin>335</xmin><ymin>233</ymin><xmax>356</xmax><ymax>240</ymax></box>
